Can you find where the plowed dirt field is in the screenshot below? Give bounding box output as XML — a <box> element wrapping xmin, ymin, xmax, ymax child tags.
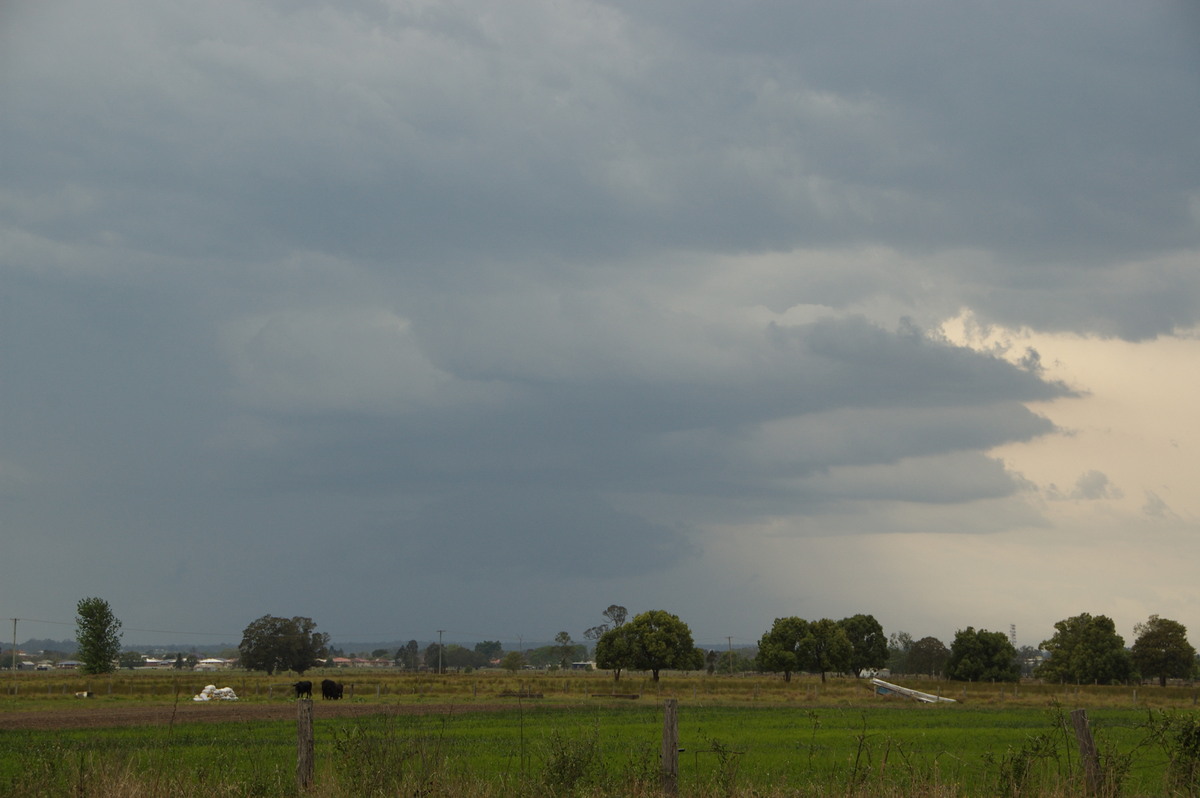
<box><xmin>0</xmin><ymin>701</ymin><xmax>513</xmax><ymax>731</ymax></box>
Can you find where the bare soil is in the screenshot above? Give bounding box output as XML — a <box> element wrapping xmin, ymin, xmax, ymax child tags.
<box><xmin>0</xmin><ymin>701</ymin><xmax>515</xmax><ymax>731</ymax></box>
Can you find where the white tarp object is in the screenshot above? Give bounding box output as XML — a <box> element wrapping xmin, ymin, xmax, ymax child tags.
<box><xmin>871</xmin><ymin>678</ymin><xmax>956</xmax><ymax>703</ymax></box>
<box><xmin>193</xmin><ymin>684</ymin><xmax>239</xmax><ymax>701</ymax></box>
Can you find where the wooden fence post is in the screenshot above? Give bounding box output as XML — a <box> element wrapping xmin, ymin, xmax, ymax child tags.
<box><xmin>661</xmin><ymin>698</ymin><xmax>679</xmax><ymax>795</ymax></box>
<box><xmin>1070</xmin><ymin>708</ymin><xmax>1101</xmax><ymax>796</ymax></box>
<box><xmin>297</xmin><ymin>698</ymin><xmax>315</xmax><ymax>791</ymax></box>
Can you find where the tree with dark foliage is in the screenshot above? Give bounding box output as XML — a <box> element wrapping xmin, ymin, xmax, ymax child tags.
<box><xmin>238</xmin><ymin>615</ymin><xmax>329</xmax><ymax>675</ymax></box>
<box><xmin>595</xmin><ymin>623</ymin><xmax>636</xmax><ymax>682</ymax></box>
<box><xmin>1037</xmin><ymin>613</ymin><xmax>1130</xmax><ymax>685</ymax></box>
<box><xmin>907</xmin><ymin>636</ymin><xmax>951</xmax><ymax>677</ymax></box>
<box><xmin>946</xmin><ymin>627</ymin><xmax>1019</xmax><ymax>682</ymax></box>
<box><xmin>839</xmin><ymin>614</ymin><xmax>888</xmax><ymax>676</ymax></box>
<box><xmin>394</xmin><ymin>639</ymin><xmax>421</xmax><ymax>669</ymax></box>
<box><xmin>474</xmin><ymin>640</ymin><xmax>503</xmax><ymax>662</ymax></box>
<box><xmin>807</xmin><ymin>619</ymin><xmax>853</xmax><ymax>683</ymax></box>
<box><xmin>756</xmin><ymin>616</ymin><xmax>811</xmax><ymax>682</ymax></box>
<box><xmin>424</xmin><ymin>642</ymin><xmax>444</xmax><ymax>672</ymax></box>
<box><xmin>624</xmin><ymin>609</ymin><xmax>700</xmax><ymax>682</ymax></box>
<box><xmin>1132</xmin><ymin>615</ymin><xmax>1196</xmax><ymax>687</ymax></box>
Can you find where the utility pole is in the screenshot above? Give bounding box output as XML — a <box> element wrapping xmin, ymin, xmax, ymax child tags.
<box><xmin>437</xmin><ymin>630</ymin><xmax>445</xmax><ymax>674</ymax></box>
<box><xmin>727</xmin><ymin>636</ymin><xmax>734</xmax><ymax>676</ymax></box>
<box><xmin>10</xmin><ymin>618</ymin><xmax>17</xmax><ymax>695</ymax></box>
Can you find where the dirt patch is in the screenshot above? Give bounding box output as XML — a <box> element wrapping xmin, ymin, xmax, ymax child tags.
<box><xmin>0</xmin><ymin>701</ymin><xmax>517</xmax><ymax>731</ymax></box>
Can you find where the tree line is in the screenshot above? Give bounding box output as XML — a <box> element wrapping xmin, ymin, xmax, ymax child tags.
<box><xmin>883</xmin><ymin>613</ymin><xmax>1197</xmax><ymax>685</ymax></box>
<box><xmin>66</xmin><ymin>597</ymin><xmax>1199</xmax><ymax>686</ymax></box>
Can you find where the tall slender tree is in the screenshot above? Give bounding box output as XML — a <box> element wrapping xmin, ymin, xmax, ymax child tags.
<box><xmin>75</xmin><ymin>597</ymin><xmax>122</xmax><ymax>675</ymax></box>
<box><xmin>554</xmin><ymin>631</ymin><xmax>576</xmax><ymax>668</ymax></box>
<box><xmin>584</xmin><ymin>604</ymin><xmax>628</xmax><ymax>645</ymax></box>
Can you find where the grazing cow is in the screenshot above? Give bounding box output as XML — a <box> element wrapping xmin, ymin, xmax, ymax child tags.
<box><xmin>293</xmin><ymin>680</ymin><xmax>313</xmax><ymax>699</ymax></box>
<box><xmin>321</xmin><ymin>678</ymin><xmax>344</xmax><ymax>699</ymax></box>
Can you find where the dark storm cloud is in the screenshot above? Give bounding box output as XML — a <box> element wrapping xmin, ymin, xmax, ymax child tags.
<box><xmin>8</xmin><ymin>1</ymin><xmax>1196</xmax><ymax>285</ymax></box>
<box><xmin>219</xmin><ymin>313</ymin><xmax>1067</xmax><ymax>498</ymax></box>
<box><xmin>405</xmin><ymin>487</ymin><xmax>694</xmax><ymax>577</ymax></box>
<box><xmin>1</xmin><ymin>0</ymin><xmax>1195</xmax><ymax>640</ymax></box>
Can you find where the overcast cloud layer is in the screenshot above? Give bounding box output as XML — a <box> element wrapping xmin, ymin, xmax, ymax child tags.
<box><xmin>3</xmin><ymin>1</ymin><xmax>1199</xmax><ymax>650</ymax></box>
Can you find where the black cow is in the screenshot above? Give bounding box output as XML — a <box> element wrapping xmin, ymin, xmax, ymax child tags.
<box><xmin>293</xmin><ymin>680</ymin><xmax>313</xmax><ymax>699</ymax></box>
<box><xmin>321</xmin><ymin>678</ymin><xmax>344</xmax><ymax>699</ymax></box>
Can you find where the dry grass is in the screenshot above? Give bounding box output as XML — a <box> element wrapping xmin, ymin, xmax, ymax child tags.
<box><xmin>5</xmin><ymin>667</ymin><xmax>1196</xmax><ymax>710</ymax></box>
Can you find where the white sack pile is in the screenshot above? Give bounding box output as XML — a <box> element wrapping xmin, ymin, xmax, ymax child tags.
<box><xmin>193</xmin><ymin>684</ymin><xmax>239</xmax><ymax>701</ymax></box>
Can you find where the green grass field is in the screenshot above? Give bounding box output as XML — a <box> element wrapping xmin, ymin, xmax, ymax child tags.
<box><xmin>3</xmin><ymin>670</ymin><xmax>1200</xmax><ymax>796</ymax></box>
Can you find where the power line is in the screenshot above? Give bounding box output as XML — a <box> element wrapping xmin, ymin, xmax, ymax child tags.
<box><xmin>5</xmin><ymin>617</ymin><xmax>589</xmax><ymax>647</ymax></box>
<box><xmin>6</xmin><ymin>616</ymin><xmax>238</xmax><ymax>637</ymax></box>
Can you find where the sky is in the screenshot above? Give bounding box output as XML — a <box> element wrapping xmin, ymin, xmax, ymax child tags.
<box><xmin>2</xmin><ymin>0</ymin><xmax>1199</xmax><ymax>653</ymax></box>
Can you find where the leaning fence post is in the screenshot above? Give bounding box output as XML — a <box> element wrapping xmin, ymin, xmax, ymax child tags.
<box><xmin>297</xmin><ymin>698</ymin><xmax>315</xmax><ymax>791</ymax></box>
<box><xmin>661</xmin><ymin>698</ymin><xmax>679</xmax><ymax>795</ymax></box>
<box><xmin>1071</xmin><ymin>708</ymin><xmax>1101</xmax><ymax>796</ymax></box>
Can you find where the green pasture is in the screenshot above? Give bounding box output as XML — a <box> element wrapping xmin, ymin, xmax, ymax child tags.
<box><xmin>4</xmin><ymin>671</ymin><xmax>1200</xmax><ymax>796</ymax></box>
<box><xmin>1</xmin><ymin>701</ymin><xmax>1197</xmax><ymax>796</ymax></box>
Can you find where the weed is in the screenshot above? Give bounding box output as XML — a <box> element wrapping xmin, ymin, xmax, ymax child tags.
<box><xmin>703</xmin><ymin>737</ymin><xmax>743</xmax><ymax>797</ymax></box>
<box><xmin>612</xmin><ymin>740</ymin><xmax>659</xmax><ymax>794</ymax></box>
<box><xmin>848</xmin><ymin>712</ymin><xmax>878</xmax><ymax>792</ymax></box>
<box><xmin>1142</xmin><ymin>709</ymin><xmax>1200</xmax><ymax>796</ymax></box>
<box><xmin>1096</xmin><ymin>736</ymin><xmax>1133</xmax><ymax>798</ymax></box>
<box><xmin>981</xmin><ymin>731</ymin><xmax>1060</xmax><ymax>797</ymax></box>
<box><xmin>802</xmin><ymin>709</ymin><xmax>822</xmax><ymax>769</ymax></box>
<box><xmin>541</xmin><ymin>725</ymin><xmax>603</xmax><ymax>794</ymax></box>
<box><xmin>329</xmin><ymin>713</ymin><xmax>450</xmax><ymax>796</ymax></box>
